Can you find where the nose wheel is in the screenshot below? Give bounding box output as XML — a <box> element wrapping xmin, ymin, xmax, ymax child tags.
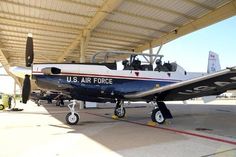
<box><xmin>66</xmin><ymin>112</ymin><xmax>79</xmax><ymax>125</ymax></box>
<box><xmin>66</xmin><ymin>100</ymin><xmax>80</xmax><ymax>125</ymax></box>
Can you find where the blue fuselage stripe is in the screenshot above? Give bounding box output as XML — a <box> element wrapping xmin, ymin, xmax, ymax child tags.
<box><xmin>33</xmin><ymin>74</ymin><xmax>178</xmax><ymax>101</ymax></box>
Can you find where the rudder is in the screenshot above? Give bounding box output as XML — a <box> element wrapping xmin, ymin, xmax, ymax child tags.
<box><xmin>207</xmin><ymin>51</ymin><xmax>221</xmax><ymax>73</ymax></box>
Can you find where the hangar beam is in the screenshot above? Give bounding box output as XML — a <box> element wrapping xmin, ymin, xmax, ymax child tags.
<box><xmin>0</xmin><ymin>49</ymin><xmax>22</xmax><ymax>87</ymax></box>
<box><xmin>135</xmin><ymin>0</ymin><xmax>236</xmax><ymax>52</ymax></box>
<box><xmin>58</xmin><ymin>0</ymin><xmax>123</xmax><ymax>62</ymax></box>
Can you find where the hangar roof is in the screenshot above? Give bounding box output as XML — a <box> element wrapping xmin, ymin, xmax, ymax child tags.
<box><xmin>0</xmin><ymin>0</ymin><xmax>236</xmax><ymax>70</ymax></box>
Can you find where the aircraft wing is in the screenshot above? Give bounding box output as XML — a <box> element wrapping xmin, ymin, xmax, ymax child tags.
<box><xmin>125</xmin><ymin>67</ymin><xmax>236</xmax><ymax>101</ymax></box>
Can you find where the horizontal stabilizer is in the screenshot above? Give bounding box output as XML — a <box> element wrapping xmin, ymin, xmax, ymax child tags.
<box><xmin>202</xmin><ymin>96</ymin><xmax>216</xmax><ymax>103</ymax></box>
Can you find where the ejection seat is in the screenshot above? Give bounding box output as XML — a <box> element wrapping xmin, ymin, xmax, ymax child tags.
<box><xmin>131</xmin><ymin>59</ymin><xmax>142</xmax><ymax>70</ymax></box>
<box><xmin>154</xmin><ymin>59</ymin><xmax>168</xmax><ymax>72</ymax></box>
<box><xmin>122</xmin><ymin>60</ymin><xmax>131</xmax><ymax>70</ymax></box>
<box><xmin>163</xmin><ymin>63</ymin><xmax>172</xmax><ymax>71</ymax></box>
<box><xmin>141</xmin><ymin>64</ymin><xmax>153</xmax><ymax>71</ymax></box>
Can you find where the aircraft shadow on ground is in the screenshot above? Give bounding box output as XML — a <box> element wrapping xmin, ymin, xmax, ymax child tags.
<box><xmin>41</xmin><ymin>102</ymin><xmax>236</xmax><ymax>151</ymax></box>
<box><xmin>41</xmin><ymin>102</ymin><xmax>193</xmax><ymax>151</ymax></box>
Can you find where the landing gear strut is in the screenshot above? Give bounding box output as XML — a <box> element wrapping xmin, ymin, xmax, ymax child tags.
<box><xmin>114</xmin><ymin>100</ymin><xmax>126</xmax><ymax>118</ymax></box>
<box><xmin>151</xmin><ymin>101</ymin><xmax>172</xmax><ymax>124</ymax></box>
<box><xmin>66</xmin><ymin>100</ymin><xmax>80</xmax><ymax>125</ymax></box>
<box><xmin>35</xmin><ymin>99</ymin><xmax>41</xmax><ymax>106</ymax></box>
<box><xmin>56</xmin><ymin>99</ymin><xmax>64</xmax><ymax>107</ymax></box>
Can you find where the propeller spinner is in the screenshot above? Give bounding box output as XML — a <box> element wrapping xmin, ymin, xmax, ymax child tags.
<box><xmin>22</xmin><ymin>33</ymin><xmax>34</xmax><ymax>104</ymax></box>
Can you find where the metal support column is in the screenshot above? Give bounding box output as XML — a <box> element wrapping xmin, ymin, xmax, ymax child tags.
<box><xmin>80</xmin><ymin>30</ymin><xmax>90</xmax><ymax>63</ymax></box>
<box><xmin>80</xmin><ymin>36</ymin><xmax>86</xmax><ymax>63</ymax></box>
<box><xmin>79</xmin><ymin>30</ymin><xmax>90</xmax><ymax>108</ymax></box>
<box><xmin>13</xmin><ymin>80</ymin><xmax>16</xmax><ymax>107</ymax></box>
<box><xmin>149</xmin><ymin>43</ymin><xmax>153</xmax><ymax>64</ymax></box>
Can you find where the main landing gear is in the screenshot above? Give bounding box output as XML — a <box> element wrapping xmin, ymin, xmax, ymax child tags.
<box><xmin>66</xmin><ymin>100</ymin><xmax>80</xmax><ymax>125</ymax></box>
<box><xmin>151</xmin><ymin>101</ymin><xmax>173</xmax><ymax>124</ymax></box>
<box><xmin>114</xmin><ymin>100</ymin><xmax>126</xmax><ymax>118</ymax></box>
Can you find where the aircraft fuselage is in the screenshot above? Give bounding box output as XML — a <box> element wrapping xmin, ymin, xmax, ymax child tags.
<box><xmin>32</xmin><ymin>63</ymin><xmax>204</xmax><ymax>102</ymax></box>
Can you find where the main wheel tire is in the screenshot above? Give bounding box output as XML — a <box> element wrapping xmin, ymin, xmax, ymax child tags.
<box><xmin>66</xmin><ymin>112</ymin><xmax>79</xmax><ymax>125</ymax></box>
<box><xmin>151</xmin><ymin>108</ymin><xmax>165</xmax><ymax>124</ymax></box>
<box><xmin>114</xmin><ymin>107</ymin><xmax>126</xmax><ymax>118</ymax></box>
<box><xmin>0</xmin><ymin>104</ymin><xmax>4</xmax><ymax>110</ymax></box>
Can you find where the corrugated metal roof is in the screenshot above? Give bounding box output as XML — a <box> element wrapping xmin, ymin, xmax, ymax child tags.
<box><xmin>0</xmin><ymin>0</ymin><xmax>235</xmax><ymax>67</ymax></box>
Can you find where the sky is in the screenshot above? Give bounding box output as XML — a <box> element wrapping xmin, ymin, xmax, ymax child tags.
<box><xmin>0</xmin><ymin>67</ymin><xmax>21</xmax><ymax>94</ymax></box>
<box><xmin>1</xmin><ymin>15</ymin><xmax>236</xmax><ymax>94</ymax></box>
<box><xmin>154</xmin><ymin>15</ymin><xmax>236</xmax><ymax>72</ymax></box>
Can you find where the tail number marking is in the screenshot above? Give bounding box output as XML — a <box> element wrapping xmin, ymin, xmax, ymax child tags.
<box><xmin>179</xmin><ymin>79</ymin><xmax>236</xmax><ymax>95</ymax></box>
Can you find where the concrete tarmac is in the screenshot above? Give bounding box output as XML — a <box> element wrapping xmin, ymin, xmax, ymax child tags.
<box><xmin>0</xmin><ymin>100</ymin><xmax>236</xmax><ymax>157</ymax></box>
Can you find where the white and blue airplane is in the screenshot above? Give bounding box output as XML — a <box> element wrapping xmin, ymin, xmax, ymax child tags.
<box><xmin>11</xmin><ymin>34</ymin><xmax>236</xmax><ymax>125</ymax></box>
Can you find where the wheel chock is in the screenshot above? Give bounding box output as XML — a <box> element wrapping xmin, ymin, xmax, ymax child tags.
<box><xmin>147</xmin><ymin>121</ymin><xmax>157</xmax><ymax>126</ymax></box>
<box><xmin>164</xmin><ymin>120</ymin><xmax>171</xmax><ymax>125</ymax></box>
<box><xmin>112</xmin><ymin>115</ymin><xmax>119</xmax><ymax>119</ymax></box>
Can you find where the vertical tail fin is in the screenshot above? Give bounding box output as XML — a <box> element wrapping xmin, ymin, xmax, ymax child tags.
<box><xmin>207</xmin><ymin>51</ymin><xmax>221</xmax><ymax>73</ymax></box>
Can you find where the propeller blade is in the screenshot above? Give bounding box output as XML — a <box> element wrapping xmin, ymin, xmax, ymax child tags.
<box><xmin>25</xmin><ymin>33</ymin><xmax>34</xmax><ymax>67</ymax></box>
<box><xmin>22</xmin><ymin>75</ymin><xmax>31</xmax><ymax>104</ymax></box>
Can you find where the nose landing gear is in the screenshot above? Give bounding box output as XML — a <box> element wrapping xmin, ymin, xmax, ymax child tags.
<box><xmin>66</xmin><ymin>100</ymin><xmax>80</xmax><ymax>125</ymax></box>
